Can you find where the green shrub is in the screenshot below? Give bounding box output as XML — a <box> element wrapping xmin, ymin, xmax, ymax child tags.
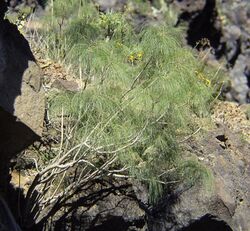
<box><xmin>39</xmin><ymin>0</ymin><xmax>218</xmax><ymax>203</ymax></box>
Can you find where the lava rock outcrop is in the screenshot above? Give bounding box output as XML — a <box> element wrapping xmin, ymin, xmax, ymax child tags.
<box><xmin>0</xmin><ymin>2</ymin><xmax>44</xmax><ymax>196</ymax></box>
<box><xmin>174</xmin><ymin>0</ymin><xmax>250</xmax><ymax>103</ymax></box>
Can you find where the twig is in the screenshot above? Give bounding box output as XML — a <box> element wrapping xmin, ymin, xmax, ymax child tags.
<box><xmin>179</xmin><ymin>127</ymin><xmax>201</xmax><ymax>143</ymax></box>
<box><xmin>121</xmin><ymin>57</ymin><xmax>152</xmax><ymax>99</ymax></box>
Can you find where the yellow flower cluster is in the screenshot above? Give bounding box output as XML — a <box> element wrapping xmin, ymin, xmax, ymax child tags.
<box><xmin>116</xmin><ymin>42</ymin><xmax>123</xmax><ymax>48</ymax></box>
<box><xmin>195</xmin><ymin>38</ymin><xmax>211</xmax><ymax>49</ymax></box>
<box><xmin>15</xmin><ymin>13</ymin><xmax>27</xmax><ymax>34</ymax></box>
<box><xmin>195</xmin><ymin>70</ymin><xmax>211</xmax><ymax>87</ymax></box>
<box><xmin>123</xmin><ymin>2</ymin><xmax>135</xmax><ymax>14</ymax></box>
<box><xmin>128</xmin><ymin>51</ymin><xmax>144</xmax><ymax>64</ymax></box>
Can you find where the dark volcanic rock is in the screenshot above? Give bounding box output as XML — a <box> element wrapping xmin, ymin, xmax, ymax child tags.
<box><xmin>174</xmin><ymin>0</ymin><xmax>250</xmax><ymax>103</ymax></box>
<box><xmin>148</xmin><ymin>102</ymin><xmax>250</xmax><ymax>231</ymax></box>
<box><xmin>175</xmin><ymin>0</ymin><xmax>221</xmax><ymax>49</ymax></box>
<box><xmin>0</xmin><ymin>1</ymin><xmax>8</xmax><ymax>19</ymax></box>
<box><xmin>93</xmin><ymin>0</ymin><xmax>127</xmax><ymax>12</ymax></box>
<box><xmin>42</xmin><ymin>180</ymin><xmax>147</xmax><ymax>231</ymax></box>
<box><xmin>7</xmin><ymin>0</ymin><xmax>43</xmax><ymax>9</ymax></box>
<box><xmin>218</xmin><ymin>0</ymin><xmax>250</xmax><ymax>103</ymax></box>
<box><xmin>179</xmin><ymin>214</ymin><xmax>233</xmax><ymax>231</ymax></box>
<box><xmin>0</xmin><ymin>7</ymin><xmax>44</xmax><ymax>197</ymax></box>
<box><xmin>148</xmin><ymin>129</ymin><xmax>249</xmax><ymax>231</ymax></box>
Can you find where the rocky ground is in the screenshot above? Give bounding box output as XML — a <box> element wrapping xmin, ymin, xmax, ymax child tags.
<box><xmin>174</xmin><ymin>0</ymin><xmax>250</xmax><ymax>104</ymax></box>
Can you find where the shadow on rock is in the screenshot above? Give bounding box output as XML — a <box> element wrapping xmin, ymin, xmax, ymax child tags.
<box><xmin>179</xmin><ymin>214</ymin><xmax>233</xmax><ymax>231</ymax></box>
<box><xmin>0</xmin><ymin>3</ymin><xmax>44</xmax><ymax>228</ymax></box>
